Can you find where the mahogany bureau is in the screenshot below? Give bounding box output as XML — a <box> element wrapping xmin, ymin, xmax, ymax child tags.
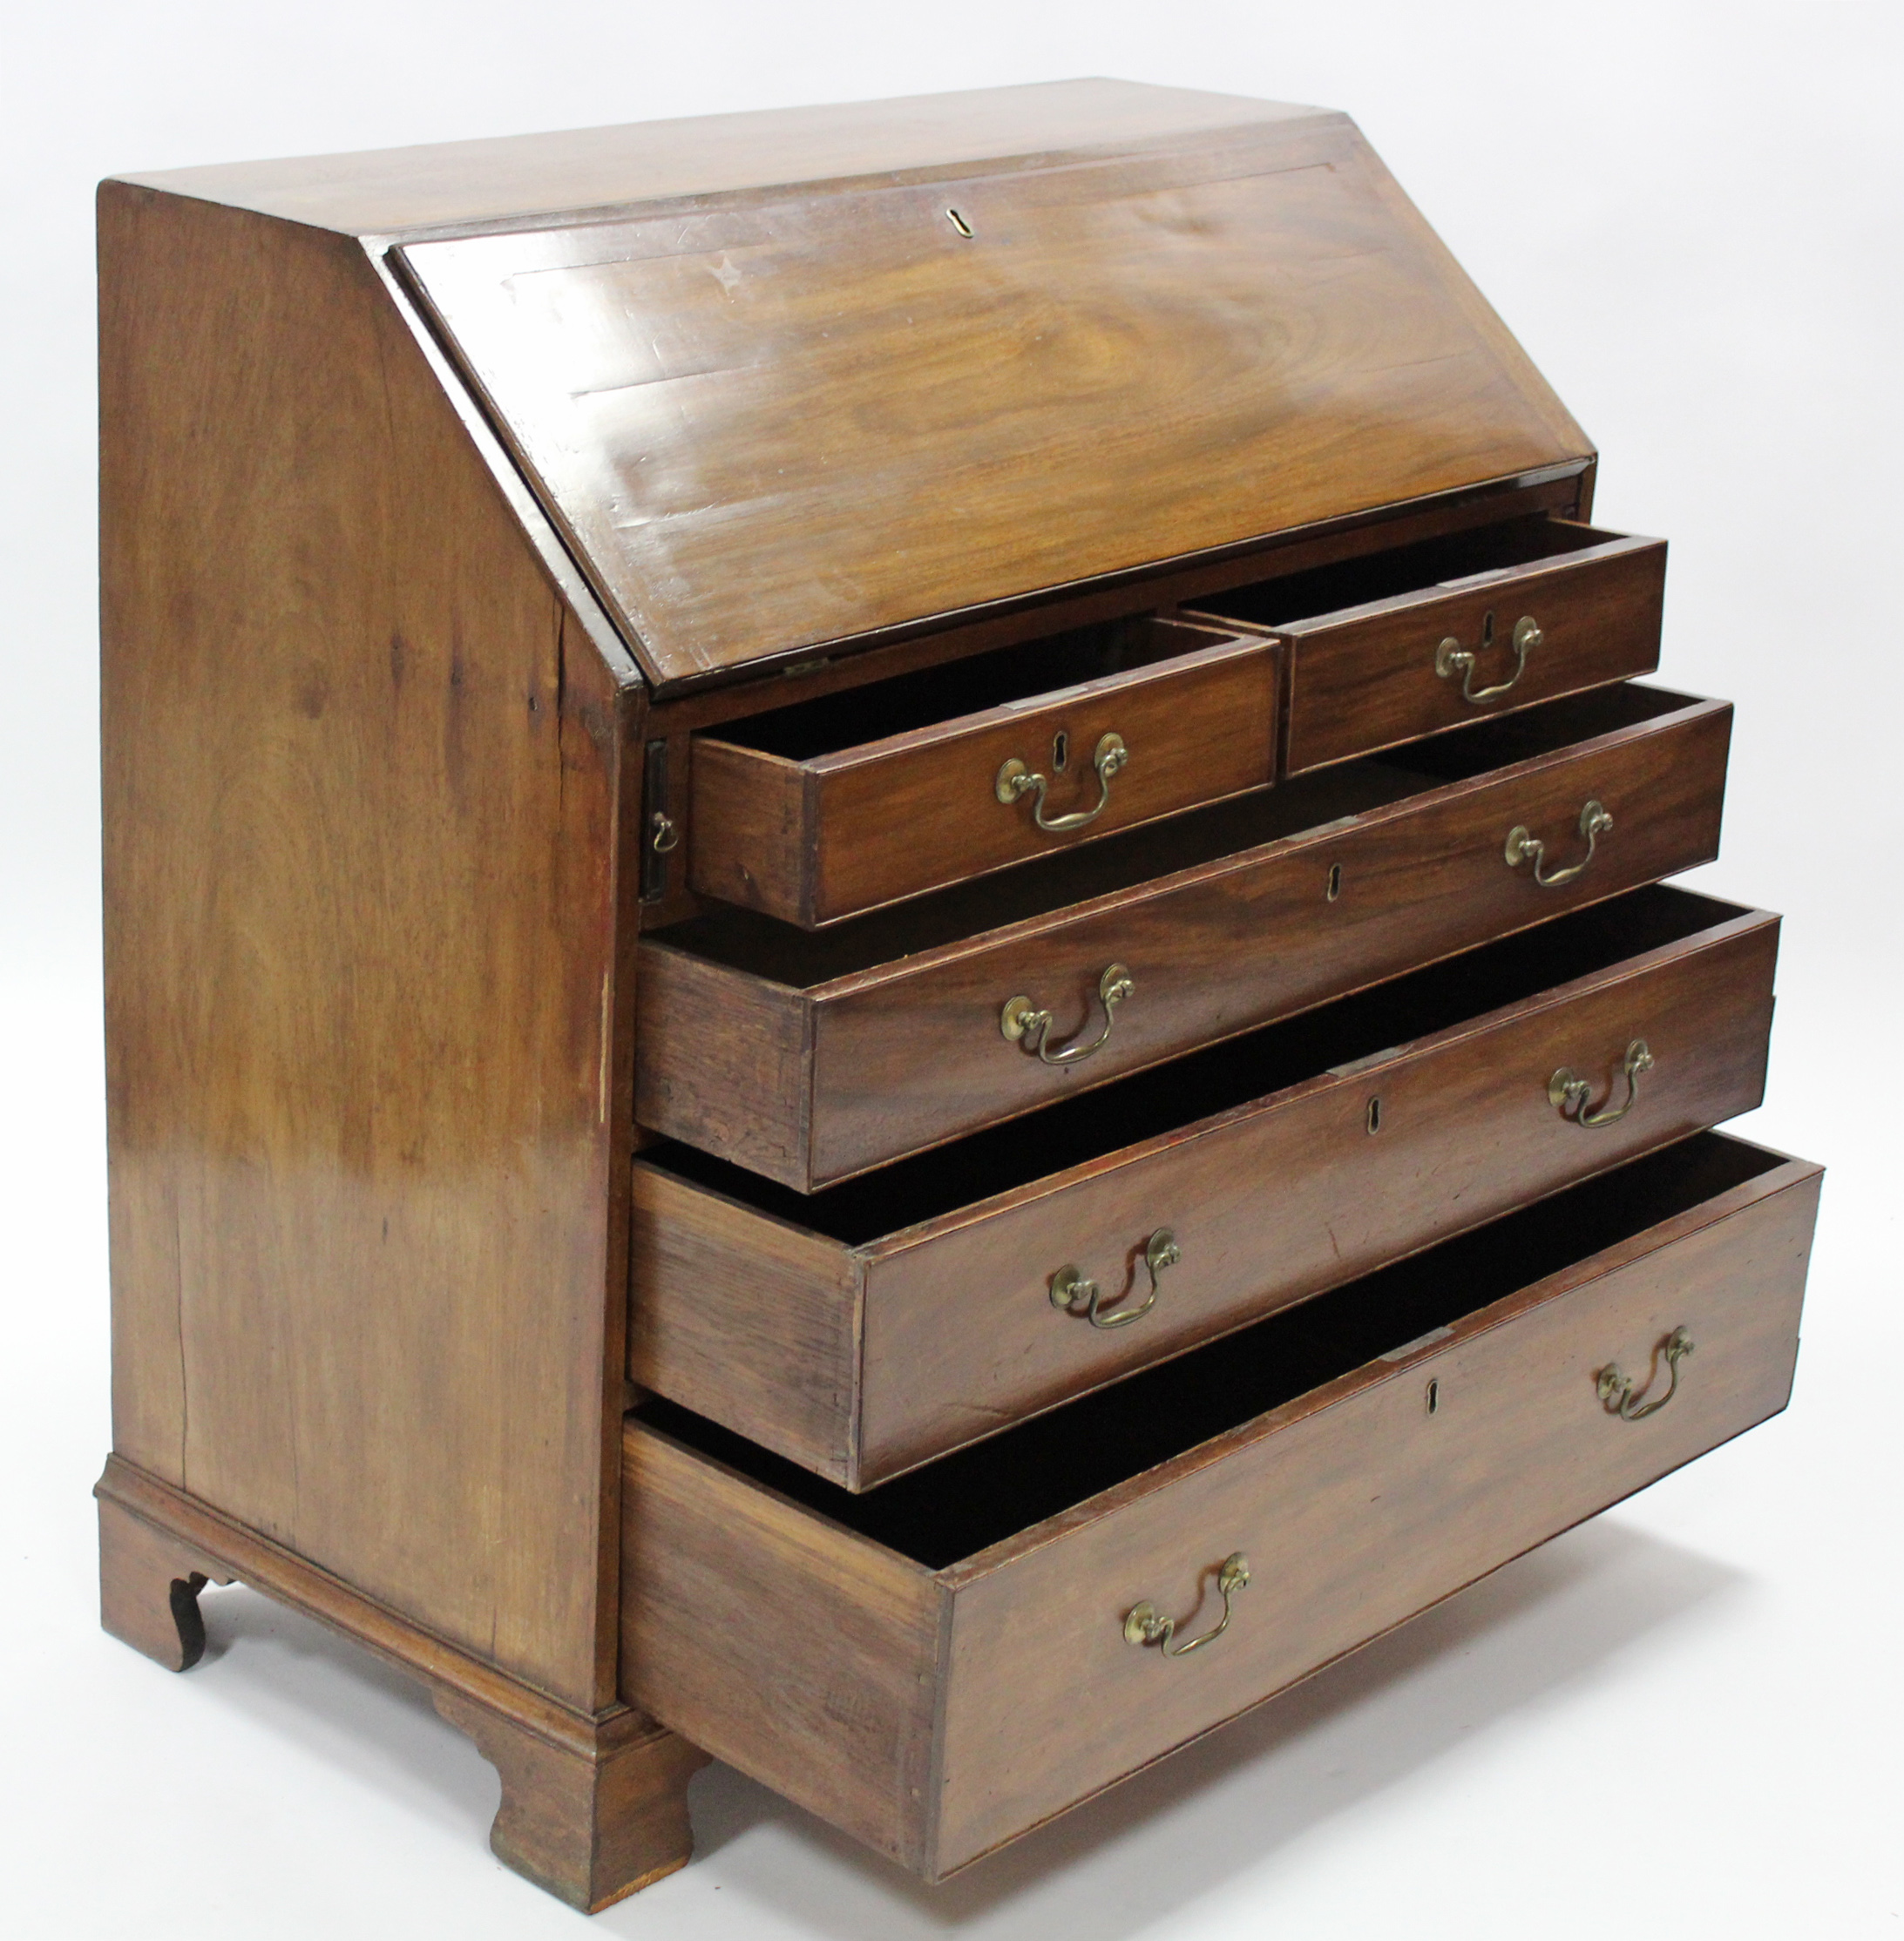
<box><xmin>96</xmin><ymin>79</ymin><xmax>1822</xmax><ymax>1911</ymax></box>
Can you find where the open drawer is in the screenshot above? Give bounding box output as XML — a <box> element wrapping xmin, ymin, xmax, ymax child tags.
<box><xmin>639</xmin><ymin>684</ymin><xmax>1731</xmax><ymax>1191</ymax></box>
<box><xmin>631</xmin><ymin>884</ymin><xmax>1779</xmax><ymax>1487</ymax></box>
<box><xmin>687</xmin><ymin>616</ymin><xmax>1277</xmax><ymax>927</ymax></box>
<box><xmin>1182</xmin><ymin>516</ymin><xmax>1665</xmax><ymax>774</ymax></box>
<box><xmin>623</xmin><ymin>1133</ymin><xmax>1821</xmax><ymax>1879</ymax></box>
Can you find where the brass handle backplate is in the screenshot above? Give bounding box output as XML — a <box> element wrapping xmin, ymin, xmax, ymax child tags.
<box><xmin>1597</xmin><ymin>1326</ymin><xmax>1695</xmax><ymax>1420</ymax></box>
<box><xmin>1124</xmin><ymin>1552</ymin><xmax>1250</xmax><ymax>1656</ymax></box>
<box><xmin>1505</xmin><ymin>799</ymin><xmax>1612</xmax><ymax>887</ymax></box>
<box><xmin>1002</xmin><ymin>963</ymin><xmax>1135</xmax><ymax>1066</ymax></box>
<box><xmin>1051</xmin><ymin>1227</ymin><xmax>1181</xmax><ymax>1329</ymax></box>
<box><xmin>996</xmin><ymin>731</ymin><xmax>1128</xmax><ymax>833</ymax></box>
<box><xmin>1435</xmin><ymin>612</ymin><xmax>1542</xmax><ymax>704</ymax></box>
<box><xmin>1550</xmin><ymin>1038</ymin><xmax>1654</xmax><ymax>1128</ymax></box>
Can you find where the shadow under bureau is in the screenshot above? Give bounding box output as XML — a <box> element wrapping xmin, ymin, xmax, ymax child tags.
<box><xmin>95</xmin><ymin>79</ymin><xmax>1820</xmax><ymax>1913</ymax></box>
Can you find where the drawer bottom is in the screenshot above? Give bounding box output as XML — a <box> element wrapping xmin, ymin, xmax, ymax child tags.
<box><xmin>621</xmin><ymin>1133</ymin><xmax>1820</xmax><ymax>1877</ymax></box>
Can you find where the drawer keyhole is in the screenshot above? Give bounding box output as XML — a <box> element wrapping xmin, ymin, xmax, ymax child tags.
<box><xmin>1052</xmin><ymin>729</ymin><xmax>1068</xmax><ymax>773</ymax></box>
<box><xmin>1366</xmin><ymin>1097</ymin><xmax>1383</xmax><ymax>1135</ymax></box>
<box><xmin>1326</xmin><ymin>862</ymin><xmax>1343</xmax><ymax>903</ymax></box>
<box><xmin>1426</xmin><ymin>1377</ymin><xmax>1440</xmax><ymax>1415</ymax></box>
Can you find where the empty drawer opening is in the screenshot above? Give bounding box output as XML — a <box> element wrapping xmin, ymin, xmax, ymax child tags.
<box><xmin>708</xmin><ymin>615</ymin><xmax>1233</xmax><ymax>761</ymax></box>
<box><xmin>1192</xmin><ymin>516</ymin><xmax>1616</xmax><ymax>631</ymax></box>
<box><xmin>653</xmin><ymin>684</ymin><xmax>1711</xmax><ymax>988</ymax></box>
<box><xmin>636</xmin><ymin>1133</ymin><xmax>1790</xmax><ymax>1567</ymax></box>
<box><xmin>641</xmin><ymin>883</ymin><xmax>1754</xmax><ymax>1240</ymax></box>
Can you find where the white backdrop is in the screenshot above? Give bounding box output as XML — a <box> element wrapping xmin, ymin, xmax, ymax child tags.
<box><xmin>3</xmin><ymin>5</ymin><xmax>1900</xmax><ymax>1936</ymax></box>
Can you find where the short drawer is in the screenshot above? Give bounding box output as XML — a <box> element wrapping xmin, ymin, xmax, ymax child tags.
<box><xmin>640</xmin><ymin>683</ymin><xmax>1731</xmax><ymax>1191</ymax></box>
<box><xmin>1183</xmin><ymin>516</ymin><xmax>1664</xmax><ymax>774</ymax></box>
<box><xmin>631</xmin><ymin>884</ymin><xmax>1778</xmax><ymax>1487</ymax></box>
<box><xmin>688</xmin><ymin>616</ymin><xmax>1277</xmax><ymax>928</ymax></box>
<box><xmin>622</xmin><ymin>1133</ymin><xmax>1821</xmax><ymax>1879</ymax></box>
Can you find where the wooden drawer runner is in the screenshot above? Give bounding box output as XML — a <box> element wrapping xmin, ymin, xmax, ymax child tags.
<box><xmin>622</xmin><ymin>1134</ymin><xmax>1821</xmax><ymax>1879</ymax></box>
<box><xmin>689</xmin><ymin>616</ymin><xmax>1276</xmax><ymax>928</ymax></box>
<box><xmin>631</xmin><ymin>884</ymin><xmax>1778</xmax><ymax>1488</ymax></box>
<box><xmin>640</xmin><ymin>684</ymin><xmax>1731</xmax><ymax>1191</ymax></box>
<box><xmin>1183</xmin><ymin>515</ymin><xmax>1664</xmax><ymax>774</ymax></box>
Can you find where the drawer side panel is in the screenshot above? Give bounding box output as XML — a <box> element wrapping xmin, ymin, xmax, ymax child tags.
<box><xmin>620</xmin><ymin>1427</ymin><xmax>941</xmax><ymax>1868</ymax></box>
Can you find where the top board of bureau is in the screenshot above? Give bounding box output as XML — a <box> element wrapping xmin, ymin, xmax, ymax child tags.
<box><xmin>126</xmin><ymin>78</ymin><xmax>1594</xmax><ymax>692</ymax></box>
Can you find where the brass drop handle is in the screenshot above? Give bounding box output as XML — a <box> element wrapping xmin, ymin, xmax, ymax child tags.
<box><xmin>996</xmin><ymin>732</ymin><xmax>1128</xmax><ymax>833</ymax></box>
<box><xmin>1435</xmin><ymin>612</ymin><xmax>1542</xmax><ymax>704</ymax></box>
<box><xmin>1549</xmin><ymin>1038</ymin><xmax>1654</xmax><ymax>1128</ymax></box>
<box><xmin>1505</xmin><ymin>799</ymin><xmax>1612</xmax><ymax>888</ymax></box>
<box><xmin>1051</xmin><ymin>1227</ymin><xmax>1180</xmax><ymax>1329</ymax></box>
<box><xmin>1597</xmin><ymin>1327</ymin><xmax>1695</xmax><ymax>1420</ymax></box>
<box><xmin>1001</xmin><ymin>963</ymin><xmax>1135</xmax><ymax>1066</ymax></box>
<box><xmin>1124</xmin><ymin>1552</ymin><xmax>1251</xmax><ymax>1656</ymax></box>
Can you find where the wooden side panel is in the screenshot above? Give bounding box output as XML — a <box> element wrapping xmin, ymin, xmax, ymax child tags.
<box><xmin>620</xmin><ymin>1427</ymin><xmax>942</xmax><ymax>1868</ymax></box>
<box><xmin>99</xmin><ymin>184</ymin><xmax>630</xmax><ymax>1709</ymax></box>
<box><xmin>634</xmin><ymin>942</ymin><xmax>811</xmax><ymax>1184</ymax></box>
<box><xmin>857</xmin><ymin>912</ymin><xmax>1779</xmax><ymax>1482</ymax></box>
<box><xmin>803</xmin><ymin>696</ymin><xmax>1731</xmax><ymax>1185</ymax></box>
<box><xmin>1279</xmin><ymin>534</ymin><xmax>1666</xmax><ymax>774</ymax></box>
<box><xmin>932</xmin><ymin>1163</ymin><xmax>1821</xmax><ymax>1874</ymax></box>
<box><xmin>687</xmin><ymin>737</ymin><xmax>815</xmax><ymax>924</ymax></box>
<box><xmin>627</xmin><ymin>1165</ymin><xmax>860</xmax><ymax>1485</ymax></box>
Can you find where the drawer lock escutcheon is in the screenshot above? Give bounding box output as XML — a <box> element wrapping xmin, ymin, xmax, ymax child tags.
<box><xmin>996</xmin><ymin>731</ymin><xmax>1128</xmax><ymax>833</ymax></box>
<box><xmin>1597</xmin><ymin>1327</ymin><xmax>1695</xmax><ymax>1421</ymax></box>
<box><xmin>1505</xmin><ymin>799</ymin><xmax>1613</xmax><ymax>887</ymax></box>
<box><xmin>1435</xmin><ymin>612</ymin><xmax>1542</xmax><ymax>704</ymax></box>
<box><xmin>1002</xmin><ymin>963</ymin><xmax>1134</xmax><ymax>1065</ymax></box>
<box><xmin>1550</xmin><ymin>1038</ymin><xmax>1654</xmax><ymax>1128</ymax></box>
<box><xmin>1051</xmin><ymin>1227</ymin><xmax>1180</xmax><ymax>1329</ymax></box>
<box><xmin>1124</xmin><ymin>1552</ymin><xmax>1251</xmax><ymax>1656</ymax></box>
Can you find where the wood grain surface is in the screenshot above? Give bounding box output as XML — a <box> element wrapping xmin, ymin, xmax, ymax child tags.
<box><xmin>1189</xmin><ymin>518</ymin><xmax>1666</xmax><ymax>773</ymax></box>
<box><xmin>631</xmin><ymin>886</ymin><xmax>1778</xmax><ymax>1484</ymax></box>
<box><xmin>638</xmin><ymin>686</ymin><xmax>1731</xmax><ymax>1189</ymax></box>
<box><xmin>99</xmin><ymin>182</ymin><xmax>638</xmax><ymax>1711</ymax></box>
<box><xmin>689</xmin><ymin>626</ymin><xmax>1275</xmax><ymax>928</ymax></box>
<box><xmin>620</xmin><ymin>1138</ymin><xmax>1820</xmax><ymax>1877</ymax></box>
<box><xmin>397</xmin><ymin>109</ymin><xmax>1588</xmax><ymax>686</ymax></box>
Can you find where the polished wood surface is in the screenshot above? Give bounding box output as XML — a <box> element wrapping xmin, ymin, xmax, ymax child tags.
<box><xmin>96</xmin><ymin>1458</ymin><xmax>707</xmax><ymax>1911</ymax></box>
<box><xmin>639</xmin><ymin>686</ymin><xmax>1731</xmax><ymax>1189</ymax></box>
<box><xmin>99</xmin><ymin>182</ymin><xmax>638</xmax><ymax>1712</ymax></box>
<box><xmin>631</xmin><ymin>888</ymin><xmax>1778</xmax><ymax>1485</ymax></box>
<box><xmin>397</xmin><ymin>106</ymin><xmax>1589</xmax><ymax>686</ymax></box>
<box><xmin>1189</xmin><ymin>519</ymin><xmax>1665</xmax><ymax>773</ymax></box>
<box><xmin>115</xmin><ymin>80</ymin><xmax>1324</xmax><ymax>236</ymax></box>
<box><xmin>689</xmin><ymin>625</ymin><xmax>1276</xmax><ymax>928</ymax></box>
<box><xmin>621</xmin><ymin>1139</ymin><xmax>1820</xmax><ymax>1878</ymax></box>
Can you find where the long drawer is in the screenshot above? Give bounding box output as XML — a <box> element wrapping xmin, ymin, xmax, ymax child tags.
<box><xmin>640</xmin><ymin>683</ymin><xmax>1731</xmax><ymax>1191</ymax></box>
<box><xmin>1183</xmin><ymin>515</ymin><xmax>1665</xmax><ymax>774</ymax></box>
<box><xmin>688</xmin><ymin>616</ymin><xmax>1276</xmax><ymax>928</ymax></box>
<box><xmin>622</xmin><ymin>1134</ymin><xmax>1822</xmax><ymax>1880</ymax></box>
<box><xmin>631</xmin><ymin>884</ymin><xmax>1778</xmax><ymax>1488</ymax></box>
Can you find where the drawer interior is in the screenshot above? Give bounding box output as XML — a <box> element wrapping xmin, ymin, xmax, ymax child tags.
<box><xmin>1191</xmin><ymin>515</ymin><xmax>1619</xmax><ymax>632</ymax></box>
<box><xmin>635</xmin><ymin>1131</ymin><xmax>1789</xmax><ymax>1566</ymax></box>
<box><xmin>705</xmin><ymin>614</ymin><xmax>1237</xmax><ymax>761</ymax></box>
<box><xmin>655</xmin><ymin>682</ymin><xmax>1705</xmax><ymax>988</ymax></box>
<box><xmin>641</xmin><ymin>882</ymin><xmax>1753</xmax><ymax>1238</ymax></box>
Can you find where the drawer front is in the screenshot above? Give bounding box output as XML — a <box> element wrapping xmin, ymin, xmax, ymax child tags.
<box><xmin>803</xmin><ymin>693</ymin><xmax>1728</xmax><ymax>1187</ymax></box>
<box><xmin>620</xmin><ymin>1143</ymin><xmax>1822</xmax><ymax>1878</ymax></box>
<box><xmin>1273</xmin><ymin>530</ymin><xmax>1665</xmax><ymax>775</ymax></box>
<box><xmin>857</xmin><ymin>908</ymin><xmax>1776</xmax><ymax>1480</ymax></box>
<box><xmin>640</xmin><ymin>689</ymin><xmax>1731</xmax><ymax>1192</ymax></box>
<box><xmin>931</xmin><ymin>1154</ymin><xmax>1819</xmax><ymax>1870</ymax></box>
<box><xmin>690</xmin><ymin>634</ymin><xmax>1277</xmax><ymax>929</ymax></box>
<box><xmin>631</xmin><ymin>893</ymin><xmax>1779</xmax><ymax>1489</ymax></box>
